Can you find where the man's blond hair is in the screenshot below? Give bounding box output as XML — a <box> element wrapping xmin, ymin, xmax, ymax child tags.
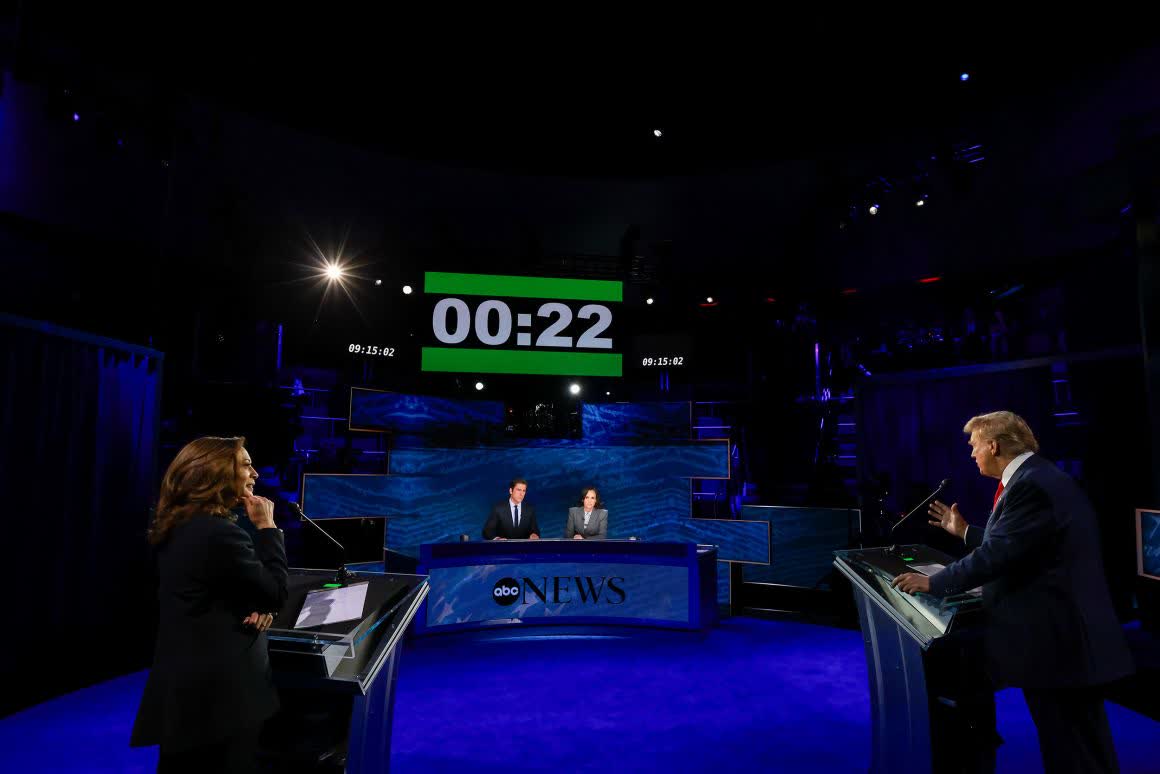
<box><xmin>963</xmin><ymin>411</ymin><xmax>1039</xmax><ymax>456</ymax></box>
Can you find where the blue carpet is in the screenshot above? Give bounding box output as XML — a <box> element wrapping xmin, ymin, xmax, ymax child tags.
<box><xmin>1</xmin><ymin>618</ymin><xmax>1156</xmax><ymax>772</ymax></box>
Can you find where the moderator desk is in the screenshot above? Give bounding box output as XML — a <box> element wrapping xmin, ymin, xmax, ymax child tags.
<box><xmin>416</xmin><ymin>540</ymin><xmax>718</xmax><ymax>634</ymax></box>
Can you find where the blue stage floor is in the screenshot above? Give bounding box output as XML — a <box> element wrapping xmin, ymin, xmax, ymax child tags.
<box><xmin>1</xmin><ymin>618</ymin><xmax>1156</xmax><ymax>772</ymax></box>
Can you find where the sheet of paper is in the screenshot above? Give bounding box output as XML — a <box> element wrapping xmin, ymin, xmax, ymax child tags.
<box><xmin>294</xmin><ymin>582</ymin><xmax>369</xmax><ymax>629</ymax></box>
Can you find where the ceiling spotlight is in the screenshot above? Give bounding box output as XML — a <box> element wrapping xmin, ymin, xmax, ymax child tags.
<box><xmin>475</xmin><ymin>382</ymin><xmax>485</xmax><ymax>391</ymax></box>
<box><xmin>915</xmin><ymin>199</ymin><xmax>925</xmax><ymax>207</ymax></box>
<box><xmin>653</xmin><ymin>129</ymin><xmax>663</xmax><ymax>138</ymax></box>
<box><xmin>325</xmin><ymin>263</ymin><xmax>343</xmax><ymax>281</ymax></box>
<box><xmin>402</xmin><ymin>285</ymin><xmax>413</xmax><ymax>295</ymax></box>
<box><xmin>374</xmin><ymin>279</ymin><xmax>383</xmax><ymax>286</ymax></box>
<box><xmin>706</xmin><ymin>296</ymin><xmax>714</xmax><ymax>304</ymax></box>
<box><xmin>960</xmin><ymin>72</ymin><xmax>970</xmax><ymax>82</ymax></box>
<box><xmin>868</xmin><ymin>204</ymin><xmax>879</xmax><ymax>216</ymax></box>
<box><xmin>569</xmin><ymin>383</ymin><xmax>581</xmax><ymax>395</ymax></box>
<box><xmin>72</xmin><ymin>113</ymin><xmax>80</xmax><ymax>122</ymax></box>
<box><xmin>646</xmin><ymin>297</ymin><xmax>655</xmax><ymax>305</ymax></box>
<box><xmin>605</xmin><ymin>391</ymin><xmax>611</xmax><ymax>396</ymax></box>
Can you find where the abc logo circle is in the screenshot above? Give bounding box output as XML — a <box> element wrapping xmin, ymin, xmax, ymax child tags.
<box><xmin>492</xmin><ymin>578</ymin><xmax>520</xmax><ymax>606</ymax></box>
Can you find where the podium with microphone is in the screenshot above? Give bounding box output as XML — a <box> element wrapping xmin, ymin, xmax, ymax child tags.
<box><xmin>834</xmin><ymin>538</ymin><xmax>995</xmax><ymax>774</ymax></box>
<box><xmin>259</xmin><ymin>502</ymin><xmax>429</xmax><ymax>773</ymax></box>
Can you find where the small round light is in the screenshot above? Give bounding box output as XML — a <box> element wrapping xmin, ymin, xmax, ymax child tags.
<box><xmin>706</xmin><ymin>296</ymin><xmax>714</xmax><ymax>304</ymax></box>
<box><xmin>653</xmin><ymin>129</ymin><xmax>663</xmax><ymax>138</ymax></box>
<box><xmin>475</xmin><ymin>382</ymin><xmax>484</xmax><ymax>391</ymax></box>
<box><xmin>569</xmin><ymin>383</ymin><xmax>581</xmax><ymax>395</ymax></box>
<box><xmin>646</xmin><ymin>297</ymin><xmax>654</xmax><ymax>305</ymax></box>
<box><xmin>960</xmin><ymin>72</ymin><xmax>970</xmax><ymax>82</ymax></box>
<box><xmin>868</xmin><ymin>204</ymin><xmax>879</xmax><ymax>216</ymax></box>
<box><xmin>402</xmin><ymin>285</ymin><xmax>413</xmax><ymax>295</ymax></box>
<box><xmin>374</xmin><ymin>279</ymin><xmax>383</xmax><ymax>286</ymax></box>
<box><xmin>325</xmin><ymin>264</ymin><xmax>343</xmax><ymax>280</ymax></box>
<box><xmin>915</xmin><ymin>199</ymin><xmax>925</xmax><ymax>207</ymax></box>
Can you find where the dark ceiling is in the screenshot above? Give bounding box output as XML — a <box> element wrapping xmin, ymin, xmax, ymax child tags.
<box><xmin>9</xmin><ymin>5</ymin><xmax>1158</xmax><ymax>176</ymax></box>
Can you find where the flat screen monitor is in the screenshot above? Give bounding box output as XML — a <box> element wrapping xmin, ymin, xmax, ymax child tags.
<box><xmin>1137</xmin><ymin>509</ymin><xmax>1160</xmax><ymax>582</ymax></box>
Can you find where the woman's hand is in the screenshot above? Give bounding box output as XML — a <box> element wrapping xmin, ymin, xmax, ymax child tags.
<box><xmin>572</xmin><ymin>534</ymin><xmax>585</xmax><ymax>539</ymax></box>
<box><xmin>240</xmin><ymin>495</ymin><xmax>276</xmax><ymax>530</ymax></box>
<box><xmin>242</xmin><ymin>612</ymin><xmax>275</xmax><ymax>632</ymax></box>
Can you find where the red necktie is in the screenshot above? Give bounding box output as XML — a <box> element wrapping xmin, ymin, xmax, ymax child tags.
<box><xmin>992</xmin><ymin>482</ymin><xmax>1005</xmax><ymax>509</ymax></box>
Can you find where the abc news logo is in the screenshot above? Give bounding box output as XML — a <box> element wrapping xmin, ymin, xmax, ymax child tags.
<box><xmin>492</xmin><ymin>576</ymin><xmax>626</xmax><ymax>606</ymax></box>
<box><xmin>493</xmin><ymin>578</ymin><xmax>521</xmax><ymax>606</ymax></box>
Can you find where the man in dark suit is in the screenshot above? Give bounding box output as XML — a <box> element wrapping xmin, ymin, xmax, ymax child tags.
<box><xmin>894</xmin><ymin>411</ymin><xmax>1133</xmax><ymax>774</ymax></box>
<box><xmin>482</xmin><ymin>478</ymin><xmax>540</xmax><ymax>540</ymax></box>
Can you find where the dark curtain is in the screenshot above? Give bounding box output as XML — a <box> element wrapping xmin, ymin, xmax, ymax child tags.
<box><xmin>858</xmin><ymin>364</ymin><xmax>1055</xmax><ymax>547</ymax></box>
<box><xmin>0</xmin><ymin>315</ymin><xmax>161</xmax><ymax>717</ymax></box>
<box><xmin>857</xmin><ymin>355</ymin><xmax>1149</xmax><ymax>615</ymax></box>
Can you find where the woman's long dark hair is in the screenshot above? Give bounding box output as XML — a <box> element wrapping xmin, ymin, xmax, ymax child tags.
<box><xmin>576</xmin><ymin>486</ymin><xmax>604</xmax><ymax>509</ymax></box>
<box><xmin>148</xmin><ymin>436</ymin><xmax>245</xmax><ymax>545</ymax></box>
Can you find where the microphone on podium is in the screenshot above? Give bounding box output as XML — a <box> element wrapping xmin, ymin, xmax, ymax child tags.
<box><xmin>289</xmin><ymin>501</ymin><xmax>355</xmax><ymax>584</ymax></box>
<box><xmin>891</xmin><ymin>478</ymin><xmax>951</xmax><ymax>534</ymax></box>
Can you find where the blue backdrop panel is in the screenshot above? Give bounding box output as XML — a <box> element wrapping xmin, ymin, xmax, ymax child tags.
<box><xmin>303</xmin><ymin>443</ymin><xmax>727</xmax><ymax>555</ymax></box>
<box><xmin>349</xmin><ymin>388</ymin><xmax>505</xmax><ymax>435</ymax></box>
<box><xmin>656</xmin><ymin>519</ymin><xmax>769</xmax><ymax>564</ymax></box>
<box><xmin>581</xmin><ymin>402</ymin><xmax>690</xmax><ymax>444</ymax></box>
<box><xmin>302</xmin><ymin>473</ymin><xmax>451</xmax><ymax>518</ymax></box>
<box><xmin>1141</xmin><ymin>510</ymin><xmax>1160</xmax><ymax>578</ymax></box>
<box><xmin>740</xmin><ymin>506</ymin><xmax>857</xmax><ymax>589</ymax></box>
<box><xmin>717</xmin><ymin>562</ymin><xmax>732</xmax><ymax>607</ymax></box>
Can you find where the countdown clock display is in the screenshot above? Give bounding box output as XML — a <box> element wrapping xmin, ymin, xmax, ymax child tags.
<box><xmin>421</xmin><ymin>272</ymin><xmax>623</xmax><ymax>376</ymax></box>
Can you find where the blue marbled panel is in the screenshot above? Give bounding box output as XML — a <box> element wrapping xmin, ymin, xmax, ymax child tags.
<box><xmin>581</xmin><ymin>402</ymin><xmax>691</xmax><ymax>444</ymax></box>
<box><xmin>301</xmin><ymin>441</ymin><xmax>731</xmax><ymax>595</ymax></box>
<box><xmin>301</xmin><ymin>473</ymin><xmax>443</xmax><ymax>519</ymax></box>
<box><xmin>717</xmin><ymin>562</ymin><xmax>732</xmax><ymax>606</ymax></box>
<box><xmin>1141</xmin><ymin>511</ymin><xmax>1160</xmax><ymax>578</ymax></box>
<box><xmin>396</xmin><ymin>444</ymin><xmax>723</xmax><ymax>539</ymax></box>
<box><xmin>422</xmin><ymin>562</ymin><xmax>690</xmax><ymax>628</ymax></box>
<box><xmin>651</xmin><ymin>519</ymin><xmax>770</xmax><ymax>564</ymax></box>
<box><xmin>349</xmin><ymin>388</ymin><xmax>505</xmax><ymax>435</ymax></box>
<box><xmin>740</xmin><ymin>506</ymin><xmax>857</xmax><ymax>589</ymax></box>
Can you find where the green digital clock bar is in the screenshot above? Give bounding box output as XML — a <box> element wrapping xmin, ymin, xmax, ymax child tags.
<box><xmin>421</xmin><ymin>272</ymin><xmax>624</xmax><ymax>377</ymax></box>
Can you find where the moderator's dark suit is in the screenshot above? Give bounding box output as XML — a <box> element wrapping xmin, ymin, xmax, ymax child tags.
<box><xmin>928</xmin><ymin>455</ymin><xmax>1132</xmax><ymax>773</ymax></box>
<box><xmin>482</xmin><ymin>500</ymin><xmax>539</xmax><ymax>539</ymax></box>
<box><xmin>131</xmin><ymin>515</ymin><xmax>289</xmax><ymax>754</ymax></box>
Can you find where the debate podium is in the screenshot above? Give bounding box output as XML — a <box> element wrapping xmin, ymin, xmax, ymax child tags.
<box><xmin>834</xmin><ymin>545</ymin><xmax>996</xmax><ymax>774</ymax></box>
<box><xmin>260</xmin><ymin>568</ymin><xmax>429</xmax><ymax>773</ymax></box>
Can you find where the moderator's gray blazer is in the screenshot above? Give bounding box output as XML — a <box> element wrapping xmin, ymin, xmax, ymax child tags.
<box><xmin>565</xmin><ymin>507</ymin><xmax>608</xmax><ymax>539</ymax></box>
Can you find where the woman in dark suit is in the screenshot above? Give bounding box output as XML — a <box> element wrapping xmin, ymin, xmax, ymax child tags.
<box><xmin>565</xmin><ymin>486</ymin><xmax>608</xmax><ymax>539</ymax></box>
<box><xmin>131</xmin><ymin>437</ymin><xmax>289</xmax><ymax>773</ymax></box>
